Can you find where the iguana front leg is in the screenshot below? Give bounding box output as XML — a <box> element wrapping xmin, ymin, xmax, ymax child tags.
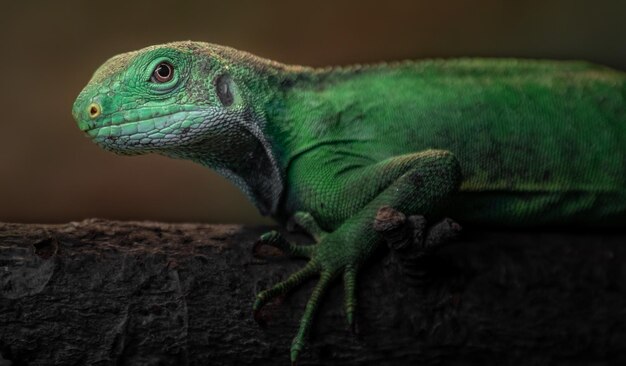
<box><xmin>254</xmin><ymin>149</ymin><xmax>462</xmax><ymax>363</ymax></box>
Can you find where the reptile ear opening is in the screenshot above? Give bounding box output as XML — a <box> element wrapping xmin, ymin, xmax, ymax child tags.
<box><xmin>215</xmin><ymin>74</ymin><xmax>234</xmax><ymax>107</ymax></box>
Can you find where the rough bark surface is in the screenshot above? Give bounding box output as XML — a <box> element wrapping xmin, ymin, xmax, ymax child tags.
<box><xmin>0</xmin><ymin>219</ymin><xmax>625</xmax><ymax>366</ymax></box>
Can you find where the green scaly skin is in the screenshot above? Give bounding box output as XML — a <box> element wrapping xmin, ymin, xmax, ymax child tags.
<box><xmin>73</xmin><ymin>41</ymin><xmax>626</xmax><ymax>363</ymax></box>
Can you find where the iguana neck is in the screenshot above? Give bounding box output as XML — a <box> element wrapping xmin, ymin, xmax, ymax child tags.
<box><xmin>159</xmin><ymin>108</ymin><xmax>283</xmax><ymax>216</ymax></box>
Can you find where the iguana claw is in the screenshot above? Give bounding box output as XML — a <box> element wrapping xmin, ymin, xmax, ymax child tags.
<box><xmin>374</xmin><ymin>206</ymin><xmax>462</xmax><ymax>284</ymax></box>
<box><xmin>374</xmin><ymin>205</ymin><xmax>461</xmax><ymax>254</ymax></box>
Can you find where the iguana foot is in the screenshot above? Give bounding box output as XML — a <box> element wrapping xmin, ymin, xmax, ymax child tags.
<box><xmin>253</xmin><ymin>213</ymin><xmax>364</xmax><ymax>364</ymax></box>
<box><xmin>252</xmin><ymin>208</ymin><xmax>460</xmax><ymax>363</ymax></box>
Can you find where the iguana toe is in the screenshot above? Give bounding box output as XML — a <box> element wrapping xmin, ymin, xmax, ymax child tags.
<box><xmin>253</xmin><ymin>230</ymin><xmax>316</xmax><ymax>258</ymax></box>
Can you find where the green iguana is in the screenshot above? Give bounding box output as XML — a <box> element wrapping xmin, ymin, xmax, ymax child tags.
<box><xmin>72</xmin><ymin>41</ymin><xmax>626</xmax><ymax>363</ymax></box>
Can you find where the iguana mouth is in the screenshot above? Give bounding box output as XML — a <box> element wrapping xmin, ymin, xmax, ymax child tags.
<box><xmin>82</xmin><ymin>105</ymin><xmax>202</xmax><ymax>133</ymax></box>
<box><xmin>86</xmin><ymin>111</ymin><xmax>192</xmax><ymax>135</ymax></box>
<box><xmin>86</xmin><ymin>109</ymin><xmax>212</xmax><ymax>151</ymax></box>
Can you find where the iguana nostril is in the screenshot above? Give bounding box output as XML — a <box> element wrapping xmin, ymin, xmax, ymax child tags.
<box><xmin>88</xmin><ymin>103</ymin><xmax>101</xmax><ymax>119</ymax></box>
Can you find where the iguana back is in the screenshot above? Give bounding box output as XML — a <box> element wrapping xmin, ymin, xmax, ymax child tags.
<box><xmin>272</xmin><ymin>59</ymin><xmax>626</xmax><ymax>225</ymax></box>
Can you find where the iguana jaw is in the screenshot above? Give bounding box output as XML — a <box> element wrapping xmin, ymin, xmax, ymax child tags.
<box><xmin>80</xmin><ymin>107</ymin><xmax>213</xmax><ymax>154</ymax></box>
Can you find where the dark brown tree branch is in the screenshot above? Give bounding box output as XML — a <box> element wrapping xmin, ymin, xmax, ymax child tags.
<box><xmin>1</xmin><ymin>219</ymin><xmax>625</xmax><ymax>365</ymax></box>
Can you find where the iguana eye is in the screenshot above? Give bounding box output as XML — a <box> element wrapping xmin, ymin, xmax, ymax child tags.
<box><xmin>151</xmin><ymin>62</ymin><xmax>174</xmax><ymax>83</ymax></box>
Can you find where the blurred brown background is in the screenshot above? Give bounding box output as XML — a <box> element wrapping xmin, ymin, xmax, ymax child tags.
<box><xmin>1</xmin><ymin>0</ymin><xmax>624</xmax><ymax>224</ymax></box>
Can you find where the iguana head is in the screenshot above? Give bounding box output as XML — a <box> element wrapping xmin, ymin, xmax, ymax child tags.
<box><xmin>72</xmin><ymin>41</ymin><xmax>256</xmax><ymax>155</ymax></box>
<box><xmin>72</xmin><ymin>41</ymin><xmax>286</xmax><ymax>215</ymax></box>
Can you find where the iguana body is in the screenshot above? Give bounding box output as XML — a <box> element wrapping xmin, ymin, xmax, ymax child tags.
<box><xmin>73</xmin><ymin>41</ymin><xmax>626</xmax><ymax>362</ymax></box>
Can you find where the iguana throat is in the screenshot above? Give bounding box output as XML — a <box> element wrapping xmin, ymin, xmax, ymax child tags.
<box><xmin>160</xmin><ymin>110</ymin><xmax>284</xmax><ymax>216</ymax></box>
